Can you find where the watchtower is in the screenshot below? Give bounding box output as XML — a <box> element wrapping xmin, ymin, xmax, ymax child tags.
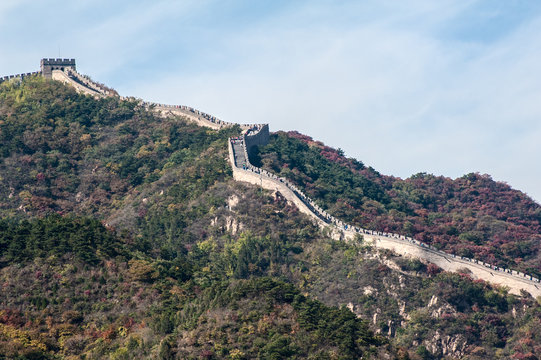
<box><xmin>40</xmin><ymin>58</ymin><xmax>76</xmax><ymax>78</ymax></box>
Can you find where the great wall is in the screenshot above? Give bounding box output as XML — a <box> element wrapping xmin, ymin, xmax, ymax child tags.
<box><xmin>2</xmin><ymin>59</ymin><xmax>541</xmax><ymax>298</ymax></box>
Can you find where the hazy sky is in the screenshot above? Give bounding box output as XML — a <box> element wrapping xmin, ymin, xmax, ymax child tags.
<box><xmin>1</xmin><ymin>0</ymin><xmax>540</xmax><ymax>203</ymax></box>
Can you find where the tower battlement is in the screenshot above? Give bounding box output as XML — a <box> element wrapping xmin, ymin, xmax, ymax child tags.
<box><xmin>40</xmin><ymin>58</ymin><xmax>76</xmax><ymax>78</ymax></box>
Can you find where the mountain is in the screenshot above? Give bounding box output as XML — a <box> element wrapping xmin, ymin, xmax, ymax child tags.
<box><xmin>0</xmin><ymin>68</ymin><xmax>540</xmax><ymax>359</ymax></box>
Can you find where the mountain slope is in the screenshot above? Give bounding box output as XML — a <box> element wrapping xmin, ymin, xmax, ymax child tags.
<box><xmin>0</xmin><ymin>76</ymin><xmax>393</xmax><ymax>359</ymax></box>
<box><xmin>1</xmin><ymin>76</ymin><xmax>541</xmax><ymax>359</ymax></box>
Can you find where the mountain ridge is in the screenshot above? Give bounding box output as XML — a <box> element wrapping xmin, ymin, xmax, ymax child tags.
<box><xmin>2</xmin><ymin>62</ymin><xmax>541</xmax><ymax>359</ymax></box>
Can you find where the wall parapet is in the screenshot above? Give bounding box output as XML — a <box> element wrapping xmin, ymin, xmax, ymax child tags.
<box><xmin>0</xmin><ymin>72</ymin><xmax>41</xmax><ymax>83</ymax></box>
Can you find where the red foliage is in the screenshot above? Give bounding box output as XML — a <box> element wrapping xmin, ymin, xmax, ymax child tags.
<box><xmin>0</xmin><ymin>309</ymin><xmax>25</xmax><ymax>326</ymax></box>
<box><xmin>101</xmin><ymin>326</ymin><xmax>116</xmax><ymax>341</ymax></box>
<box><xmin>200</xmin><ymin>350</ymin><xmax>214</xmax><ymax>359</ymax></box>
<box><xmin>377</xmin><ymin>264</ymin><xmax>389</xmax><ymax>272</ymax></box>
<box><xmin>123</xmin><ymin>317</ymin><xmax>136</xmax><ymax>329</ymax></box>
<box><xmin>287</xmin><ymin>131</ymin><xmax>365</xmax><ymax>171</ymax></box>
<box><xmin>287</xmin><ymin>131</ymin><xmax>314</xmax><ymax>143</ymax></box>
<box><xmin>138</xmin><ymin>207</ymin><xmax>147</xmax><ymax>218</ymax></box>
<box><xmin>512</xmin><ymin>352</ymin><xmax>538</xmax><ymax>360</ymax></box>
<box><xmin>426</xmin><ymin>263</ymin><xmax>441</xmax><ymax>276</ymax></box>
<box><xmin>459</xmin><ymin>272</ymin><xmax>472</xmax><ymax>280</ymax></box>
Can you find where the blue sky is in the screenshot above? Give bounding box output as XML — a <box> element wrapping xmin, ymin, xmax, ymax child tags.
<box><xmin>1</xmin><ymin>0</ymin><xmax>541</xmax><ymax>203</ymax></box>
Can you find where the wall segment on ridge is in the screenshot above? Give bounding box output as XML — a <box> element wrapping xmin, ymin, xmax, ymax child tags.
<box><xmin>228</xmin><ymin>126</ymin><xmax>541</xmax><ymax>298</ymax></box>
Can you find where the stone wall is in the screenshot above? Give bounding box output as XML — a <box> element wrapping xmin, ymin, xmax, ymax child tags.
<box><xmin>64</xmin><ymin>68</ymin><xmax>114</xmax><ymax>96</ymax></box>
<box><xmin>51</xmin><ymin>70</ymin><xmax>104</xmax><ymax>97</ymax></box>
<box><xmin>233</xmin><ymin>165</ymin><xmax>325</xmax><ymax>225</ymax></box>
<box><xmin>227</xmin><ymin>125</ymin><xmax>541</xmax><ymax>298</ymax></box>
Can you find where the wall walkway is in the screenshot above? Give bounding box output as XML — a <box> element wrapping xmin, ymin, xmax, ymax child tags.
<box><xmin>52</xmin><ymin>70</ymin><xmax>104</xmax><ymax>97</ymax></box>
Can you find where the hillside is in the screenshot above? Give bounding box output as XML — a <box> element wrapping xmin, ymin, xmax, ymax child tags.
<box><xmin>1</xmin><ymin>75</ymin><xmax>541</xmax><ymax>359</ymax></box>
<box><xmin>252</xmin><ymin>131</ymin><xmax>541</xmax><ymax>277</ymax></box>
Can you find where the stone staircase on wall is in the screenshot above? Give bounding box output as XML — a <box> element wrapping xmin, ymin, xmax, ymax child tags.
<box><xmin>3</xmin><ymin>62</ymin><xmax>540</xmax><ymax>298</ymax></box>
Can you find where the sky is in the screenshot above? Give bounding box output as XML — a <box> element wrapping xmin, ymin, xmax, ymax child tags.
<box><xmin>1</xmin><ymin>0</ymin><xmax>540</xmax><ymax>204</ymax></box>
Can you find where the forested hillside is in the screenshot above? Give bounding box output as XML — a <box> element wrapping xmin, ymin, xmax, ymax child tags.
<box><xmin>1</xmin><ymin>77</ymin><xmax>540</xmax><ymax>359</ymax></box>
<box><xmin>252</xmin><ymin>131</ymin><xmax>541</xmax><ymax>277</ymax></box>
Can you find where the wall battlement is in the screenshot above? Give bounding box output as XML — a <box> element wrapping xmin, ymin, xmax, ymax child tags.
<box><xmin>41</xmin><ymin>58</ymin><xmax>76</xmax><ymax>64</ymax></box>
